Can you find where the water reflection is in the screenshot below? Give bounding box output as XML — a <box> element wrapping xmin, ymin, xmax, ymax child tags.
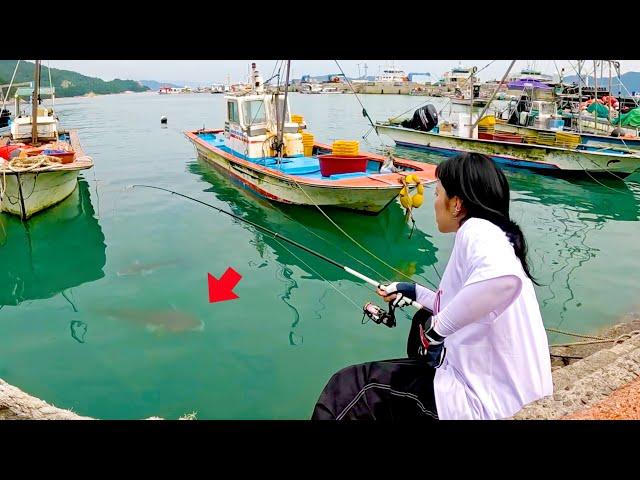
<box><xmin>508</xmin><ymin>172</ymin><xmax>640</xmax><ymax>328</ymax></box>
<box><xmin>0</xmin><ymin>179</ymin><xmax>106</xmax><ymax>341</ymax></box>
<box><xmin>70</xmin><ymin>320</ymin><xmax>88</xmax><ymax>343</ymax></box>
<box><xmin>187</xmin><ymin>159</ymin><xmax>439</xmax><ymax>282</ymax></box>
<box><xmin>187</xmin><ymin>159</ymin><xmax>440</xmax><ymax>343</ymax></box>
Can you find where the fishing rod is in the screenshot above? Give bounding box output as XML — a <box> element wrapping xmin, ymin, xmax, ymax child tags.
<box><xmin>132</xmin><ymin>184</ymin><xmax>425</xmax><ymax>326</ymax></box>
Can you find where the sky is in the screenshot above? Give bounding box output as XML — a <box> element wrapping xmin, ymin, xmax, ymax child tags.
<box><xmin>45</xmin><ymin>60</ymin><xmax>640</xmax><ymax>87</ymax></box>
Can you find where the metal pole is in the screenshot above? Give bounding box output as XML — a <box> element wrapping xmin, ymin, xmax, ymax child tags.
<box><xmin>31</xmin><ymin>60</ymin><xmax>40</xmax><ymax>144</ymax></box>
<box><xmin>277</xmin><ymin>60</ymin><xmax>291</xmax><ymax>165</ymax></box>
<box><xmin>578</xmin><ymin>60</ymin><xmax>582</xmax><ymax>133</ymax></box>
<box><xmin>468</xmin><ymin>68</ymin><xmax>474</xmax><ymax>137</ymax></box>
<box><xmin>593</xmin><ymin>60</ymin><xmax>598</xmax><ymax>133</ymax></box>
<box><xmin>471</xmin><ymin>60</ymin><xmax>517</xmax><ymax>131</ymax></box>
<box><xmin>608</xmin><ymin>60</ymin><xmax>612</xmax><ymax>124</ymax></box>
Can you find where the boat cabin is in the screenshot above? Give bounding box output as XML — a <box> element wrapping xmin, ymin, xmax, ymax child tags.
<box><xmin>10</xmin><ymin>86</ymin><xmax>58</xmax><ymax>141</ymax></box>
<box><xmin>224</xmin><ymin>92</ymin><xmax>303</xmax><ymax>160</ymax></box>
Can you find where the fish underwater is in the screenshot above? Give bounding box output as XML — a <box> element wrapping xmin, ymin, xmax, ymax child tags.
<box><xmin>116</xmin><ymin>259</ymin><xmax>180</xmax><ymax>277</ymax></box>
<box><xmin>95</xmin><ymin>305</ymin><xmax>204</xmax><ymax>333</ymax></box>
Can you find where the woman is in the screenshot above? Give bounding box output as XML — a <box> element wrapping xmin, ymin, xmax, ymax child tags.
<box><xmin>311</xmin><ymin>153</ymin><xmax>553</xmax><ymax>420</ymax></box>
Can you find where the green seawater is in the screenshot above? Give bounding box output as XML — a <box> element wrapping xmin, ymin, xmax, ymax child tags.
<box><xmin>1</xmin><ymin>92</ymin><xmax>639</xmax><ymax>419</ymax></box>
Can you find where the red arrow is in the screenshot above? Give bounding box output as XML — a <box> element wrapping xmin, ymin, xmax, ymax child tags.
<box><xmin>208</xmin><ymin>267</ymin><xmax>242</xmax><ymax>303</ymax></box>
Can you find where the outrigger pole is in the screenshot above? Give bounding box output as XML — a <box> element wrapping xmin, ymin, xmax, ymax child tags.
<box><xmin>131</xmin><ymin>184</ymin><xmax>425</xmax><ymax>312</ymax></box>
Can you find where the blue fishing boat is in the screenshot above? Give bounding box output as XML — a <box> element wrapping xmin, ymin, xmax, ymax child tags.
<box><xmin>185</xmin><ymin>62</ymin><xmax>437</xmax><ymax>214</ymax></box>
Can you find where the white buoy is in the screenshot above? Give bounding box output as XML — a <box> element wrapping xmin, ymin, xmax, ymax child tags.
<box><xmin>160</xmin><ymin>116</ymin><xmax>167</xmax><ymax>124</ymax></box>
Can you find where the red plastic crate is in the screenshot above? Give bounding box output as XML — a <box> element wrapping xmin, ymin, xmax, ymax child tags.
<box><xmin>318</xmin><ymin>154</ymin><xmax>369</xmax><ymax>177</ymax></box>
<box><xmin>493</xmin><ymin>133</ymin><xmax>524</xmax><ymax>143</ymax></box>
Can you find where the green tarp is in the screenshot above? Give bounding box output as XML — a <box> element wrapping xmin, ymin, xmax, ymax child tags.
<box><xmin>611</xmin><ymin>107</ymin><xmax>640</xmax><ymax>128</ymax></box>
<box><xmin>586</xmin><ymin>102</ymin><xmax>610</xmax><ymax>119</ymax></box>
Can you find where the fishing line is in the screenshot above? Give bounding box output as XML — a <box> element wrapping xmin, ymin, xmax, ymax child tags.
<box><xmin>131</xmin><ymin>184</ymin><xmax>426</xmax><ymax>312</ymax></box>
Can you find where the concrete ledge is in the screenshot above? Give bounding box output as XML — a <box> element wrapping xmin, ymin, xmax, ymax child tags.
<box><xmin>514</xmin><ymin>333</ymin><xmax>640</xmax><ymax>419</ymax></box>
<box><xmin>0</xmin><ymin>378</ymin><xmax>91</xmax><ymax>420</ymax></box>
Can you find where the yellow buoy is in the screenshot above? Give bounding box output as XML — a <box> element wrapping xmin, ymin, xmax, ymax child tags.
<box><xmin>399</xmin><ymin>173</ymin><xmax>424</xmax><ymax>212</ymax></box>
<box><xmin>400</xmin><ymin>195</ymin><xmax>412</xmax><ymax>208</ymax></box>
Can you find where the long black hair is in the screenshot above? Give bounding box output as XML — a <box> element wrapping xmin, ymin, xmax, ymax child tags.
<box><xmin>435</xmin><ymin>152</ymin><xmax>537</xmax><ymax>284</ymax></box>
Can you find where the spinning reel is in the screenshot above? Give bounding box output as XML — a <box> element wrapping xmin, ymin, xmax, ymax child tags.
<box><xmin>362</xmin><ymin>302</ymin><xmax>397</xmax><ymax>328</ymax></box>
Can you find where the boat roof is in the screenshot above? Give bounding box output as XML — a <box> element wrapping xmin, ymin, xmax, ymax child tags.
<box><xmin>14</xmin><ymin>87</ymin><xmax>55</xmax><ymax>97</ymax></box>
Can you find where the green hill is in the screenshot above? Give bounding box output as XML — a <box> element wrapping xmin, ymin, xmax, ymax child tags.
<box><xmin>0</xmin><ymin>60</ymin><xmax>149</xmax><ymax>98</ymax></box>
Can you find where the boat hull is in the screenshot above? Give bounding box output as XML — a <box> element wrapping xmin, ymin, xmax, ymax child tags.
<box><xmin>190</xmin><ymin>141</ymin><xmax>401</xmax><ymax>214</ymax></box>
<box><xmin>1</xmin><ymin>169</ymin><xmax>80</xmax><ymax>219</ymax></box>
<box><xmin>451</xmin><ymin>98</ymin><xmax>488</xmax><ymax>107</ymax></box>
<box><xmin>494</xmin><ymin>123</ymin><xmax>640</xmax><ymax>152</ymax></box>
<box><xmin>377</xmin><ymin>124</ymin><xmax>640</xmax><ymax>177</ymax></box>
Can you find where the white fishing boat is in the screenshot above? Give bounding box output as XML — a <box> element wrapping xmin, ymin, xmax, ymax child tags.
<box><xmin>376</xmin><ymin>58</ymin><xmax>640</xmax><ymax>178</ymax></box>
<box><xmin>185</xmin><ymin>62</ymin><xmax>437</xmax><ymax>214</ymax></box>
<box><xmin>0</xmin><ymin>60</ymin><xmax>94</xmax><ymax>220</ymax></box>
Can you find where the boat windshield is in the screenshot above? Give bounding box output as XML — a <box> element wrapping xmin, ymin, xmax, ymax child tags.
<box><xmin>243</xmin><ymin>100</ymin><xmax>266</xmax><ymax>125</ymax></box>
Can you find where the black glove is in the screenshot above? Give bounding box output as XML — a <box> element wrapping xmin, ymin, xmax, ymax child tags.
<box><xmin>408</xmin><ymin>309</ymin><xmax>446</xmax><ymax>368</ymax></box>
<box><xmin>419</xmin><ymin>315</ymin><xmax>446</xmax><ymax>368</ymax></box>
<box><xmin>378</xmin><ymin>282</ymin><xmax>417</xmax><ymax>308</ymax></box>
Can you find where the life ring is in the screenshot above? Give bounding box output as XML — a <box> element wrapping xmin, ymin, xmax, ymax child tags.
<box><xmin>399</xmin><ymin>173</ymin><xmax>424</xmax><ymax>210</ymax></box>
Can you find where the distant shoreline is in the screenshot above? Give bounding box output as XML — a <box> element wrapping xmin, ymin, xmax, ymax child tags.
<box><xmin>59</xmin><ymin>89</ymin><xmax>151</xmax><ymax>100</ymax></box>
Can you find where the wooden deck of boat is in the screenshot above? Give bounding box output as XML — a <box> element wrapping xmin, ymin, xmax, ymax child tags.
<box><xmin>0</xmin><ymin>129</ymin><xmax>93</xmax><ymax>174</ymax></box>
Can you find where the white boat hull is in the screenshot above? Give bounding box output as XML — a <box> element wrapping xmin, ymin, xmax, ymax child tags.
<box><xmin>1</xmin><ymin>169</ymin><xmax>79</xmax><ymax>219</ymax></box>
<box><xmin>377</xmin><ymin>124</ymin><xmax>640</xmax><ymax>176</ymax></box>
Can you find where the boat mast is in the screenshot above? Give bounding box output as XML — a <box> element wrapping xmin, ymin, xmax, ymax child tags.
<box><xmin>593</xmin><ymin>60</ymin><xmax>598</xmax><ymax>133</ymax></box>
<box><xmin>577</xmin><ymin>60</ymin><xmax>582</xmax><ymax>133</ymax></box>
<box><xmin>276</xmin><ymin>60</ymin><xmax>291</xmax><ymax>164</ymax></box>
<box><xmin>468</xmin><ymin>67</ymin><xmax>474</xmax><ymax>137</ymax></box>
<box><xmin>31</xmin><ymin>59</ymin><xmax>41</xmax><ymax>144</ymax></box>
<box><xmin>471</xmin><ymin>60</ymin><xmax>516</xmax><ymax>132</ymax></box>
<box><xmin>608</xmin><ymin>60</ymin><xmax>612</xmax><ymax>124</ymax></box>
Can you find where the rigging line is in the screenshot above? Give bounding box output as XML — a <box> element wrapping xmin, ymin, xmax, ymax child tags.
<box><xmin>383</xmin><ymin>58</ymin><xmax>497</xmax><ymax>123</ymax></box>
<box><xmin>572</xmin><ymin>155</ymin><xmax>631</xmax><ymax>190</ymax></box>
<box><xmin>611</xmin><ymin>62</ymin><xmax>639</xmax><ymax>108</ymax></box>
<box><xmin>131</xmin><ymin>184</ymin><xmax>411</xmax><ymax>297</ymax></box>
<box><xmin>272</xmin><ymin>236</ymin><xmax>364</xmax><ymax>312</ymax></box>
<box><xmin>552</xmin><ymin>60</ymin><xmax>563</xmax><ymax>80</ymax></box>
<box><xmin>333</xmin><ymin>60</ymin><xmax>376</xmax><ymax>129</ymax></box>
<box><xmin>47</xmin><ymin>61</ymin><xmax>54</xmax><ymax>111</ymax></box>
<box><xmin>292</xmin><ymin>181</ymin><xmax>439</xmax><ymax>290</ymax></box>
<box><xmin>258</xmin><ymin>201</ymin><xmax>393</xmax><ymax>284</ymax></box>
<box><xmin>333</xmin><ymin>60</ymin><xmax>391</xmax><ymax>153</ymax></box>
<box><xmin>264</xmin><ymin>60</ymin><xmax>282</xmax><ymax>85</ymax></box>
<box><xmin>390</xmin><ymin>97</ymin><xmax>446</xmax><ymax>123</ymax></box>
<box><xmin>1</xmin><ymin>60</ymin><xmax>20</xmax><ymax>111</ymax></box>
<box><xmin>475</xmin><ymin>59</ymin><xmax>497</xmax><ymax>75</ymax></box>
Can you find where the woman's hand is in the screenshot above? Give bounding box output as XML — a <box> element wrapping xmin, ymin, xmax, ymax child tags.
<box><xmin>376</xmin><ymin>282</ymin><xmax>416</xmax><ymax>308</ymax></box>
<box><xmin>376</xmin><ymin>286</ymin><xmax>397</xmax><ymax>303</ymax></box>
